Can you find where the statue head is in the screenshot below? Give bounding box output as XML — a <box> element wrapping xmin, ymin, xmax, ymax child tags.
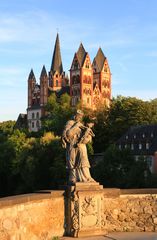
<box><xmin>74</xmin><ymin>109</ymin><xmax>84</xmax><ymax>122</ymax></box>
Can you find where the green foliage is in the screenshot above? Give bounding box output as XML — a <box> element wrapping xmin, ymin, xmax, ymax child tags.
<box><xmin>1</xmin><ymin>95</ymin><xmax>157</xmax><ymax>196</ymax></box>
<box><xmin>42</xmin><ymin>93</ymin><xmax>74</xmax><ymax>135</ymax></box>
<box><xmin>0</xmin><ymin>125</ymin><xmax>66</xmax><ymax>196</ymax></box>
<box><xmin>0</xmin><ymin>120</ymin><xmax>15</xmax><ymax>135</ymax></box>
<box><xmin>93</xmin><ymin>96</ymin><xmax>157</xmax><ymax>152</ymax></box>
<box><xmin>92</xmin><ymin>145</ymin><xmax>151</xmax><ymax>188</ymax></box>
<box><xmin>52</xmin><ymin>237</ymin><xmax>59</xmax><ymax>240</ymax></box>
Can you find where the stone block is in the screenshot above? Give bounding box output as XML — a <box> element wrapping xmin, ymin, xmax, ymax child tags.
<box><xmin>65</xmin><ymin>182</ymin><xmax>106</xmax><ymax>237</ymax></box>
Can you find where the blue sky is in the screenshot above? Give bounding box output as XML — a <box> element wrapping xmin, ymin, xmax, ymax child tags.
<box><xmin>0</xmin><ymin>0</ymin><xmax>157</xmax><ymax>121</ymax></box>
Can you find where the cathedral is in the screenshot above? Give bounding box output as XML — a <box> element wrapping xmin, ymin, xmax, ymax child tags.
<box><xmin>27</xmin><ymin>34</ymin><xmax>111</xmax><ymax>131</ymax></box>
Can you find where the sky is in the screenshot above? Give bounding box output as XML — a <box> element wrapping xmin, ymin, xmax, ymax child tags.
<box><xmin>0</xmin><ymin>0</ymin><xmax>157</xmax><ymax>121</ymax></box>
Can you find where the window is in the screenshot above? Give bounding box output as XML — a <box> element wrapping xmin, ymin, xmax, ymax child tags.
<box><xmin>87</xmin><ymin>98</ymin><xmax>90</xmax><ymax>104</ymax></box>
<box><xmin>74</xmin><ymin>60</ymin><xmax>78</xmax><ymax>69</ymax></box>
<box><xmin>142</xmin><ymin>133</ymin><xmax>145</xmax><ymax>138</ymax></box>
<box><xmin>119</xmin><ymin>144</ymin><xmax>121</xmax><ymax>150</ymax></box>
<box><xmin>131</xmin><ymin>144</ymin><xmax>134</xmax><ymax>150</ymax></box>
<box><xmin>125</xmin><ymin>144</ymin><xmax>127</xmax><ymax>149</ymax></box>
<box><xmin>134</xmin><ymin>134</ymin><xmax>136</xmax><ymax>139</ymax></box>
<box><xmin>126</xmin><ymin>135</ymin><xmax>128</xmax><ymax>139</ymax></box>
<box><xmin>56</xmin><ymin>80</ymin><xmax>58</xmax><ymax>87</ymax></box>
<box><xmin>36</xmin><ymin>120</ymin><xmax>39</xmax><ymax>128</ymax></box>
<box><xmin>139</xmin><ymin>143</ymin><xmax>142</xmax><ymax>150</ymax></box>
<box><xmin>32</xmin><ymin>113</ymin><xmax>35</xmax><ymax>119</ymax></box>
<box><xmin>32</xmin><ymin>122</ymin><xmax>34</xmax><ymax>128</ymax></box>
<box><xmin>104</xmin><ymin>67</ymin><xmax>107</xmax><ymax>72</ymax></box>
<box><xmin>146</xmin><ymin>143</ymin><xmax>149</xmax><ymax>150</ymax></box>
<box><xmin>36</xmin><ymin>112</ymin><xmax>39</xmax><ymax>119</ymax></box>
<box><xmin>151</xmin><ymin>132</ymin><xmax>154</xmax><ymax>138</ymax></box>
<box><xmin>146</xmin><ymin>157</ymin><xmax>152</xmax><ymax>168</ymax></box>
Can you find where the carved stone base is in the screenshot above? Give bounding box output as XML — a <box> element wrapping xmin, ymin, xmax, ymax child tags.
<box><xmin>65</xmin><ymin>182</ymin><xmax>106</xmax><ymax>237</ymax></box>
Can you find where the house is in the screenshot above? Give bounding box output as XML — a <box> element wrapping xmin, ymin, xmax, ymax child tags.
<box><xmin>117</xmin><ymin>125</ymin><xmax>157</xmax><ymax>173</ymax></box>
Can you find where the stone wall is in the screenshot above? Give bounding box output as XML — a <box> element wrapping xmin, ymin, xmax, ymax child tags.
<box><xmin>102</xmin><ymin>188</ymin><xmax>157</xmax><ymax>233</ymax></box>
<box><xmin>0</xmin><ymin>189</ymin><xmax>157</xmax><ymax>239</ymax></box>
<box><xmin>0</xmin><ymin>191</ymin><xmax>65</xmax><ymax>240</ymax></box>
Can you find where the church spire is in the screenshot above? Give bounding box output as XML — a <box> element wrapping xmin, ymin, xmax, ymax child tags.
<box><xmin>50</xmin><ymin>33</ymin><xmax>63</xmax><ymax>75</ymax></box>
<box><xmin>28</xmin><ymin>69</ymin><xmax>36</xmax><ymax>81</ymax></box>
<box><xmin>76</xmin><ymin>43</ymin><xmax>87</xmax><ymax>67</ymax></box>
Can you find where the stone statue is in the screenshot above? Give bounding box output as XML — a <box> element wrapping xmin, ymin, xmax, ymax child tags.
<box><xmin>62</xmin><ymin>110</ymin><xmax>95</xmax><ymax>185</ymax></box>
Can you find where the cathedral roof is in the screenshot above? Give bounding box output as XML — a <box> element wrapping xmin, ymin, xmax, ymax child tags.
<box><xmin>28</xmin><ymin>69</ymin><xmax>36</xmax><ymax>81</ymax></box>
<box><xmin>93</xmin><ymin>48</ymin><xmax>106</xmax><ymax>71</ymax></box>
<box><xmin>50</xmin><ymin>33</ymin><xmax>63</xmax><ymax>75</ymax></box>
<box><xmin>40</xmin><ymin>65</ymin><xmax>47</xmax><ymax>79</ymax></box>
<box><xmin>76</xmin><ymin>43</ymin><xmax>87</xmax><ymax>67</ymax></box>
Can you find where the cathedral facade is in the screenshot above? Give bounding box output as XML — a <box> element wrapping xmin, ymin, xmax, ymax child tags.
<box><xmin>27</xmin><ymin>34</ymin><xmax>111</xmax><ymax>131</ymax></box>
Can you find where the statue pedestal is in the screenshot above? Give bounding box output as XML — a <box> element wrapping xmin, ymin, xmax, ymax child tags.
<box><xmin>65</xmin><ymin>182</ymin><xmax>106</xmax><ymax>237</ymax></box>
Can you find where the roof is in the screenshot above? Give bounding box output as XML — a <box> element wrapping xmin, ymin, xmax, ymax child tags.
<box><xmin>76</xmin><ymin>43</ymin><xmax>87</xmax><ymax>67</ymax></box>
<box><xmin>50</xmin><ymin>33</ymin><xmax>63</xmax><ymax>75</ymax></box>
<box><xmin>93</xmin><ymin>48</ymin><xmax>106</xmax><ymax>72</ymax></box>
<box><xmin>28</xmin><ymin>69</ymin><xmax>36</xmax><ymax>81</ymax></box>
<box><xmin>14</xmin><ymin>113</ymin><xmax>27</xmax><ymax>129</ymax></box>
<box><xmin>117</xmin><ymin>124</ymin><xmax>157</xmax><ymax>155</ymax></box>
<box><xmin>48</xmin><ymin>86</ymin><xmax>70</xmax><ymax>98</ymax></box>
<box><xmin>40</xmin><ymin>65</ymin><xmax>47</xmax><ymax>79</ymax></box>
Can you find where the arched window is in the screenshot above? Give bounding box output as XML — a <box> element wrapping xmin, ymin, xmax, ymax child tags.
<box><xmin>36</xmin><ymin>120</ymin><xmax>39</xmax><ymax>128</ymax></box>
<box><xmin>76</xmin><ymin>75</ymin><xmax>80</xmax><ymax>83</ymax></box>
<box><xmin>74</xmin><ymin>60</ymin><xmax>78</xmax><ymax>69</ymax></box>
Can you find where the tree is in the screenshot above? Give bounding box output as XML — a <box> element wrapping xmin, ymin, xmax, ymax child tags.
<box><xmin>42</xmin><ymin>93</ymin><xmax>74</xmax><ymax>135</ymax></box>
<box><xmin>93</xmin><ymin>96</ymin><xmax>157</xmax><ymax>153</ymax></box>
<box><xmin>92</xmin><ymin>145</ymin><xmax>151</xmax><ymax>188</ymax></box>
<box><xmin>0</xmin><ymin>120</ymin><xmax>15</xmax><ymax>135</ymax></box>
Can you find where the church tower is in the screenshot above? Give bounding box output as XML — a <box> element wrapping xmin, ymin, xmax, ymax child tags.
<box><xmin>40</xmin><ymin>65</ymin><xmax>48</xmax><ymax>106</ymax></box>
<box><xmin>28</xmin><ymin>69</ymin><xmax>36</xmax><ymax>108</ymax></box>
<box><xmin>49</xmin><ymin>33</ymin><xmax>65</xmax><ymax>91</ymax></box>
<box><xmin>70</xmin><ymin>43</ymin><xmax>93</xmax><ymax>108</ymax></box>
<box><xmin>92</xmin><ymin>48</ymin><xmax>111</xmax><ymax>108</ymax></box>
<box><xmin>40</xmin><ymin>65</ymin><xmax>48</xmax><ymax>116</ymax></box>
<box><xmin>27</xmin><ymin>69</ymin><xmax>41</xmax><ymax>132</ymax></box>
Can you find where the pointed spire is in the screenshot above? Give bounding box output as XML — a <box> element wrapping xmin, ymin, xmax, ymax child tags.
<box><xmin>50</xmin><ymin>33</ymin><xmax>63</xmax><ymax>75</ymax></box>
<box><xmin>76</xmin><ymin>43</ymin><xmax>86</xmax><ymax>67</ymax></box>
<box><xmin>40</xmin><ymin>65</ymin><xmax>47</xmax><ymax>79</ymax></box>
<box><xmin>28</xmin><ymin>69</ymin><xmax>36</xmax><ymax>81</ymax></box>
<box><xmin>94</xmin><ymin>48</ymin><xmax>106</xmax><ymax>71</ymax></box>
